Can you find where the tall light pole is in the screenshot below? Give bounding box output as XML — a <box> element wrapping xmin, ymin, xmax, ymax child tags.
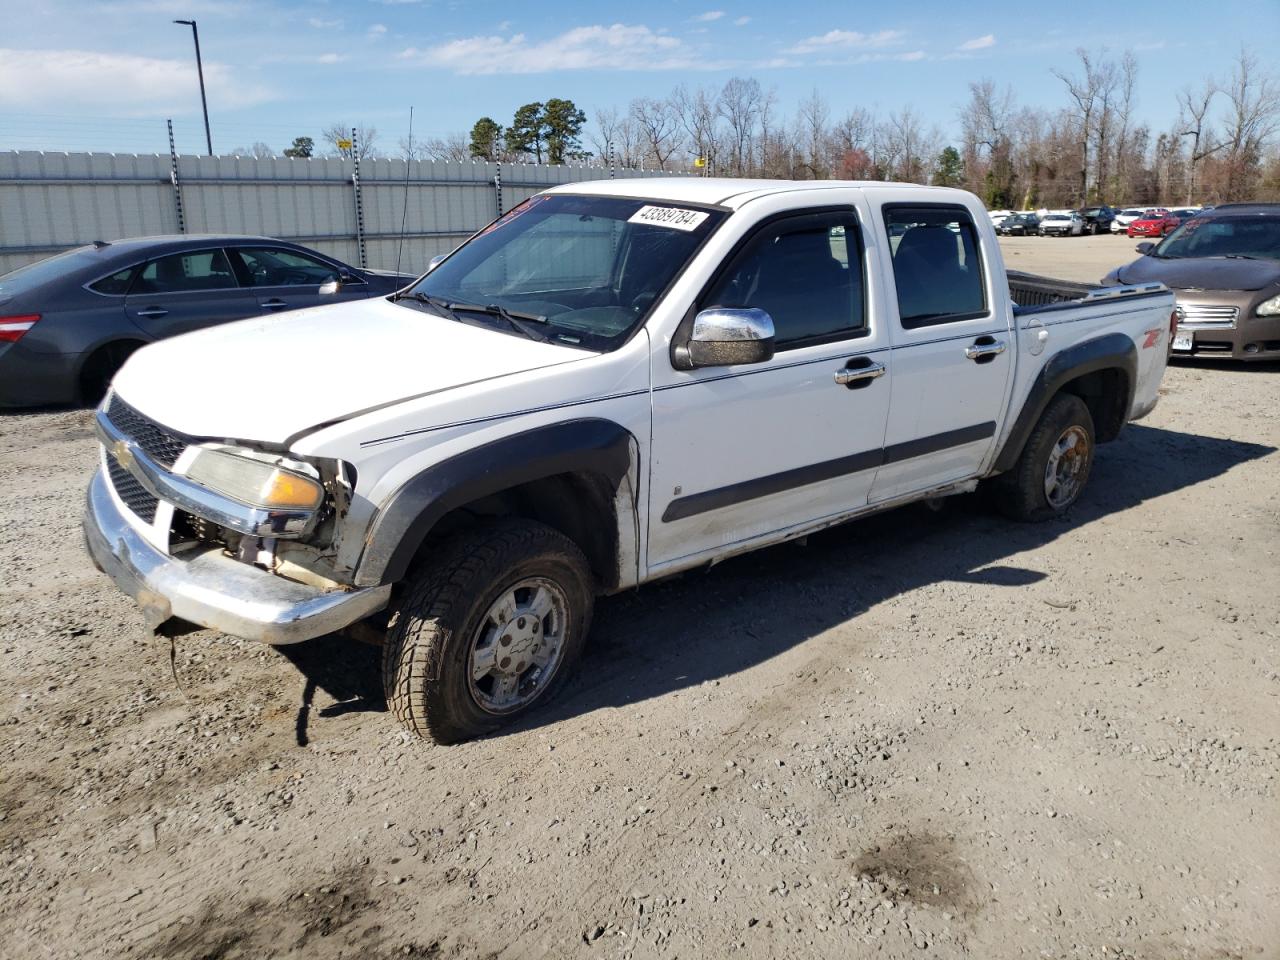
<box><xmin>173</xmin><ymin>19</ymin><xmax>213</xmax><ymax>156</ymax></box>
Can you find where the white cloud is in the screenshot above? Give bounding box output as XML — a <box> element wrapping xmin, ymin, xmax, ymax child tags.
<box><xmin>693</xmin><ymin>10</ymin><xmax>724</xmax><ymax>21</ymax></box>
<box><xmin>367</xmin><ymin>23</ymin><xmax>388</xmax><ymax>38</ymax></box>
<box><xmin>0</xmin><ymin>48</ymin><xmax>273</xmax><ymax>114</ymax></box>
<box><xmin>263</xmin><ymin>51</ymin><xmax>350</xmax><ymax>65</ymax></box>
<box><xmin>784</xmin><ymin>29</ymin><xmax>905</xmax><ymax>55</ymax></box>
<box><xmin>400</xmin><ymin>24</ymin><xmax>715</xmax><ymax>74</ymax></box>
<box><xmin>308</xmin><ymin>17</ymin><xmax>342</xmax><ymax>29</ymax></box>
<box><xmin>734</xmin><ymin>16</ymin><xmax>751</xmax><ymax>26</ymax></box>
<box><xmin>958</xmin><ymin>34</ymin><xmax>995</xmax><ymax>51</ymax></box>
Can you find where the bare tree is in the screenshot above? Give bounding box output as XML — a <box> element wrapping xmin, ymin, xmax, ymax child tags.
<box><xmin>322</xmin><ymin>122</ymin><xmax>379</xmax><ymax>159</ymax></box>
<box><xmin>630</xmin><ymin>97</ymin><xmax>682</xmax><ymax>171</ymax></box>
<box><xmin>961</xmin><ymin>79</ymin><xmax>1016</xmax><ymax>205</ymax></box>
<box><xmin>231</xmin><ymin>142</ymin><xmax>275</xmax><ymax>159</ymax></box>
<box><xmin>421</xmin><ymin>133</ymin><xmax>470</xmax><ymax>163</ymax></box>
<box><xmin>670</xmin><ymin>84</ymin><xmax>723</xmax><ymax>174</ymax></box>
<box><xmin>831</xmin><ymin>108</ymin><xmax>875</xmax><ymax>179</ymax></box>
<box><xmin>1053</xmin><ymin>50</ymin><xmax>1116</xmax><ymax>203</ymax></box>
<box><xmin>1220</xmin><ymin>48</ymin><xmax>1280</xmax><ymax>199</ymax></box>
<box><xmin>718</xmin><ymin>76</ymin><xmax>764</xmax><ymax>175</ymax></box>
<box><xmin>1109</xmin><ymin>52</ymin><xmax>1141</xmax><ymax>202</ymax></box>
<box><xmin>1177</xmin><ymin>79</ymin><xmax>1222</xmax><ymax>204</ymax></box>
<box><xmin>589</xmin><ymin>107</ymin><xmax>623</xmax><ymax>167</ymax></box>
<box><xmin>877</xmin><ymin>109</ymin><xmax>937</xmax><ymax>183</ymax></box>
<box><xmin>795</xmin><ymin>89</ymin><xmax>830</xmax><ymax>179</ymax></box>
<box><xmin>398</xmin><ymin>135</ymin><xmax>428</xmax><ymax>161</ymax></box>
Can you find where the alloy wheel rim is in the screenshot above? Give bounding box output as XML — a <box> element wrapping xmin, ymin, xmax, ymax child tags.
<box><xmin>468</xmin><ymin>577</ymin><xmax>569</xmax><ymax>715</ymax></box>
<box><xmin>1043</xmin><ymin>425</ymin><xmax>1089</xmax><ymax>508</ymax></box>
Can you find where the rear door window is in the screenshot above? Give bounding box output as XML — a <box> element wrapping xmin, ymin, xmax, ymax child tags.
<box><xmin>130</xmin><ymin>250</ymin><xmax>238</xmax><ymax>294</ymax></box>
<box><xmin>883</xmin><ymin>206</ymin><xmax>986</xmax><ymax>328</ymax></box>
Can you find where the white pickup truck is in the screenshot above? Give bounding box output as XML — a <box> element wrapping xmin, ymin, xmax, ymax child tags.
<box><xmin>84</xmin><ymin>179</ymin><xmax>1174</xmax><ymax>743</ymax></box>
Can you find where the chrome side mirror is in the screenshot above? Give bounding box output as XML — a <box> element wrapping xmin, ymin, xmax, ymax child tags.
<box><xmin>319</xmin><ymin>277</ymin><xmax>342</xmax><ymax>295</ymax></box>
<box><xmin>683</xmin><ymin>307</ymin><xmax>776</xmax><ymax>368</ymax></box>
<box><xmin>426</xmin><ymin>254</ymin><xmax>448</xmax><ymax>272</ymax></box>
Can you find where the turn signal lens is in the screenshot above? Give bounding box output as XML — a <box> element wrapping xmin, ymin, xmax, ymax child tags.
<box><xmin>0</xmin><ymin>314</ymin><xmax>40</xmax><ymax>343</ymax></box>
<box><xmin>187</xmin><ymin>448</ymin><xmax>323</xmax><ymax>511</ymax></box>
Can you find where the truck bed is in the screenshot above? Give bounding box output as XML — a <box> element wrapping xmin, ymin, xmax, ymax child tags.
<box><xmin>1008</xmin><ymin>270</ymin><xmax>1164</xmax><ymax>315</ymax></box>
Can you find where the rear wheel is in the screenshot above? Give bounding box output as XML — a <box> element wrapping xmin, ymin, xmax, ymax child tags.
<box><xmin>995</xmin><ymin>393</ymin><xmax>1096</xmax><ymax>522</ymax></box>
<box><xmin>382</xmin><ymin>519</ymin><xmax>594</xmax><ymax>744</ymax></box>
<box><xmin>79</xmin><ymin>341</ymin><xmax>143</xmax><ymax>406</ymax></box>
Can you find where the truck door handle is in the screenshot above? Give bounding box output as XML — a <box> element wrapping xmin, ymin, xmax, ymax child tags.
<box><xmin>965</xmin><ymin>337</ymin><xmax>1006</xmax><ymax>363</ymax></box>
<box><xmin>833</xmin><ymin>359</ymin><xmax>885</xmax><ymax>389</ymax></box>
<box><xmin>260</xmin><ymin>299</ymin><xmax>288</xmax><ymax>310</ymax></box>
<box><xmin>135</xmin><ymin>307</ymin><xmax>168</xmax><ymax>319</ymax></box>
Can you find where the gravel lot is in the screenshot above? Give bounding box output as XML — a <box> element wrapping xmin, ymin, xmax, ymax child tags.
<box><xmin>2</xmin><ymin>237</ymin><xmax>1277</xmax><ymax>960</ymax></box>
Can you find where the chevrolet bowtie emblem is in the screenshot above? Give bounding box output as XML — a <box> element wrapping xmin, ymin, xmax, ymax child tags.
<box><xmin>111</xmin><ymin>438</ymin><xmax>136</xmax><ymax>471</ymax></box>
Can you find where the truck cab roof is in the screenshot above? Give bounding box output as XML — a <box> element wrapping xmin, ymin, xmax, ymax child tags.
<box><xmin>546</xmin><ymin>177</ymin><xmax>974</xmax><ymax>211</ymax></box>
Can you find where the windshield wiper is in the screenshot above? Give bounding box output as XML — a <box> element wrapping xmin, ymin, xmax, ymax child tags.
<box><xmin>392</xmin><ymin>291</ymin><xmax>460</xmax><ymax>320</ymax></box>
<box><xmin>450</xmin><ymin>301</ymin><xmax>552</xmax><ymax>343</ymax></box>
<box><xmin>1223</xmin><ymin>254</ymin><xmax>1262</xmax><ymax>261</ymax></box>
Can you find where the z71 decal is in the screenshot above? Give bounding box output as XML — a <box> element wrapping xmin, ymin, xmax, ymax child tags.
<box><xmin>1142</xmin><ymin>328</ymin><xmax>1161</xmax><ymax>349</ymax></box>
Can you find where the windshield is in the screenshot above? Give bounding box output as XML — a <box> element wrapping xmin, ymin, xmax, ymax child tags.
<box><xmin>1155</xmin><ymin>215</ymin><xmax>1280</xmax><ymax>261</ymax></box>
<box><xmin>402</xmin><ymin>194</ymin><xmax>726</xmax><ymax>350</ymax></box>
<box><xmin>0</xmin><ymin>247</ymin><xmax>96</xmax><ymax>298</ymax></box>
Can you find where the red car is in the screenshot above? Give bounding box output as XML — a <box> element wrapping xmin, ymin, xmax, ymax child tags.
<box><xmin>1128</xmin><ymin>209</ymin><xmax>1177</xmax><ymax>238</ymax></box>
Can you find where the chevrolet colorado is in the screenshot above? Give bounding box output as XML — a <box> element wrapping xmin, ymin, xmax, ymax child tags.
<box><xmin>84</xmin><ymin>179</ymin><xmax>1175</xmax><ymax>743</ymax></box>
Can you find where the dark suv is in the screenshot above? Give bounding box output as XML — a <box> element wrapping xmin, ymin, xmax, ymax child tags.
<box><xmin>1078</xmin><ymin>205</ymin><xmax>1116</xmax><ymax>235</ymax></box>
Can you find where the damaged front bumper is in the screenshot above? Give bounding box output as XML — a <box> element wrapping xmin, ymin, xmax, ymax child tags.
<box><xmin>83</xmin><ymin>469</ymin><xmax>390</xmax><ymax>644</ymax></box>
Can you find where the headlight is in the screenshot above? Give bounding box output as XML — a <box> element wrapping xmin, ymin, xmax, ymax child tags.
<box><xmin>1256</xmin><ymin>294</ymin><xmax>1280</xmax><ymax>317</ymax></box>
<box><xmin>186</xmin><ymin>448</ymin><xmax>324</xmax><ymax>511</ymax></box>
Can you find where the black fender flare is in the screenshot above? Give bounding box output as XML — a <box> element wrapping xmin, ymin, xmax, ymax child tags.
<box><xmin>354</xmin><ymin>418</ymin><xmax>636</xmax><ymax>587</ymax></box>
<box><xmin>993</xmin><ymin>332</ymin><xmax>1137</xmax><ymax>474</ymax></box>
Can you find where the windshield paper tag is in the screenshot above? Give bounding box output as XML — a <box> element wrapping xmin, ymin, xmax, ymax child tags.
<box><xmin>629</xmin><ymin>205</ymin><xmax>709</xmax><ymax>232</ymax></box>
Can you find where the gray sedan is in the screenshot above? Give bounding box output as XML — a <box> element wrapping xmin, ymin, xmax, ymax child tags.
<box><xmin>0</xmin><ymin>235</ymin><xmax>416</xmax><ymax>408</ymax></box>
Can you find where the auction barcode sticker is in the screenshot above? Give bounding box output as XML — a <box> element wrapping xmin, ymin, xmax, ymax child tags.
<box><xmin>628</xmin><ymin>205</ymin><xmax>709</xmax><ymax>232</ymax></box>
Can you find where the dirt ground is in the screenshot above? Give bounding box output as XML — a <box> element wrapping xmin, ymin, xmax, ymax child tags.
<box><xmin>1</xmin><ymin>237</ymin><xmax>1278</xmax><ymax>960</ymax></box>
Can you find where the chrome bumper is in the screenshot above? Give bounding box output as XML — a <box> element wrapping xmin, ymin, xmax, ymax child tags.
<box><xmin>83</xmin><ymin>469</ymin><xmax>390</xmax><ymax>645</ymax></box>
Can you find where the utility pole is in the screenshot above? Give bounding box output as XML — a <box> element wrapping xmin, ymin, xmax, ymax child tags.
<box><xmin>174</xmin><ymin>19</ymin><xmax>213</xmax><ymax>155</ymax></box>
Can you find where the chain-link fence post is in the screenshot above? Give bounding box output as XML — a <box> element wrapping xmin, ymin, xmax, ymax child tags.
<box><xmin>167</xmin><ymin>119</ymin><xmax>186</xmax><ymax>234</ymax></box>
<box><xmin>351</xmin><ymin>126</ymin><xmax>368</xmax><ymax>269</ymax></box>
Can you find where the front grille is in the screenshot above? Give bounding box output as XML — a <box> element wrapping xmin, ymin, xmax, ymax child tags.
<box><xmin>1176</xmin><ymin>303</ymin><xmax>1239</xmax><ymax>327</ymax></box>
<box><xmin>106</xmin><ymin>451</ymin><xmax>159</xmax><ymax>524</ymax></box>
<box><xmin>105</xmin><ymin>394</ymin><xmax>189</xmax><ymax>468</ymax></box>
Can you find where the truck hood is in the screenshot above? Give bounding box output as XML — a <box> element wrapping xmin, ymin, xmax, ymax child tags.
<box><xmin>1114</xmin><ymin>255</ymin><xmax>1280</xmax><ymax>292</ymax></box>
<box><xmin>111</xmin><ymin>297</ymin><xmax>590</xmax><ymax>443</ymax></box>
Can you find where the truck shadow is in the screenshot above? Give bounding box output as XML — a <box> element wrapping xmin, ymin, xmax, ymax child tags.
<box><xmin>278</xmin><ymin>423</ymin><xmax>1273</xmax><ymax>745</ymax></box>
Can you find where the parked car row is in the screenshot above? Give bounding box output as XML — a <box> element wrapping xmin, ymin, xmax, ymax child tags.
<box><xmin>0</xmin><ymin>236</ymin><xmax>417</xmax><ymax>408</ymax></box>
<box><xmin>990</xmin><ymin>206</ymin><xmax>1210</xmax><ymax>239</ymax></box>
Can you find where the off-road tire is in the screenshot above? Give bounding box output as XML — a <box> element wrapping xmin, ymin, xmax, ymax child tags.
<box><xmin>382</xmin><ymin>519</ymin><xmax>594</xmax><ymax>744</ymax></box>
<box><xmin>995</xmin><ymin>393</ymin><xmax>1096</xmax><ymax>522</ymax></box>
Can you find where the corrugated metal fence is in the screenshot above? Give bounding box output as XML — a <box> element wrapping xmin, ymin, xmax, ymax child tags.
<box><xmin>0</xmin><ymin>151</ymin><xmax>680</xmax><ymax>275</ymax></box>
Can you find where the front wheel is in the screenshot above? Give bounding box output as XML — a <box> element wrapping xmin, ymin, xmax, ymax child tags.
<box><xmin>994</xmin><ymin>393</ymin><xmax>1096</xmax><ymax>522</ymax></box>
<box><xmin>382</xmin><ymin>520</ymin><xmax>595</xmax><ymax>744</ymax></box>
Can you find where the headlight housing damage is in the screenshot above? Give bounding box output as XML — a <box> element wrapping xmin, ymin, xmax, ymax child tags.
<box><xmin>186</xmin><ymin>447</ymin><xmax>324</xmax><ymax>511</ymax></box>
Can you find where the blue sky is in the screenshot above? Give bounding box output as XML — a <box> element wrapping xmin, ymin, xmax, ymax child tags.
<box><xmin>0</xmin><ymin>0</ymin><xmax>1272</xmax><ymax>157</ymax></box>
